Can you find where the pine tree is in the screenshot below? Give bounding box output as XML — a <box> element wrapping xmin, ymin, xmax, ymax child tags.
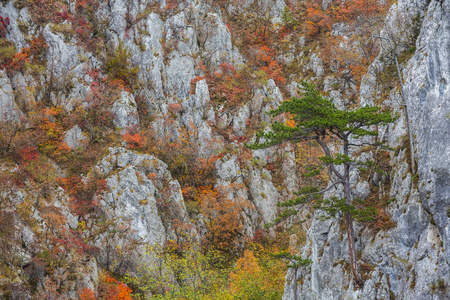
<box><xmin>248</xmin><ymin>81</ymin><xmax>395</xmax><ymax>287</ymax></box>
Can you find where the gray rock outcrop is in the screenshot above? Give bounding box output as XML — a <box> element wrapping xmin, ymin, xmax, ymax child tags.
<box><xmin>283</xmin><ymin>1</ymin><xmax>450</xmax><ymax>299</ymax></box>
<box><xmin>94</xmin><ymin>147</ymin><xmax>193</xmax><ymax>269</ymax></box>
<box><xmin>63</xmin><ymin>125</ymin><xmax>88</xmax><ymax>150</ymax></box>
<box><xmin>0</xmin><ymin>70</ymin><xmax>20</xmax><ymax>122</ymax></box>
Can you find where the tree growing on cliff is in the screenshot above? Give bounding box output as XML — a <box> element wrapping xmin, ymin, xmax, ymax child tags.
<box><xmin>248</xmin><ymin>82</ymin><xmax>395</xmax><ymax>287</ymax></box>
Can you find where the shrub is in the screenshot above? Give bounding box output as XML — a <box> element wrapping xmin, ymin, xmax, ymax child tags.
<box><xmin>141</xmin><ymin>121</ymin><xmax>222</xmax><ymax>202</ymax></box>
<box><xmin>78</xmin><ymin>287</ymin><xmax>96</xmax><ymax>300</ymax></box>
<box><xmin>37</xmin><ymin>106</ymin><xmax>71</xmax><ymax>160</ymax></box>
<box><xmin>74</xmin><ymin>69</ymin><xmax>118</xmax><ymax>143</ymax></box>
<box><xmin>8</xmin><ymin>35</ymin><xmax>48</xmax><ymax>72</ymax></box>
<box><xmin>200</xmin><ymin>184</ymin><xmax>249</xmax><ymax>258</ymax></box>
<box><xmin>98</xmin><ymin>274</ymin><xmax>133</xmax><ymax>300</ymax></box>
<box><xmin>0</xmin><ymin>38</ymin><xmax>15</xmax><ymax>70</ymax></box>
<box><xmin>127</xmin><ymin>244</ymin><xmax>227</xmax><ymax>299</ymax></box>
<box><xmin>281</xmin><ymin>6</ymin><xmax>299</xmax><ymax>30</ymax></box>
<box><xmin>16</xmin><ymin>0</ymin><xmax>63</xmax><ymax>25</ymax></box>
<box><xmin>202</xmin><ymin>63</ymin><xmax>250</xmax><ymax>115</ymax></box>
<box><xmin>123</xmin><ymin>132</ymin><xmax>143</xmax><ymax>149</ymax></box>
<box><xmin>58</xmin><ymin>175</ymin><xmax>106</xmax><ymax>220</ymax></box>
<box><xmin>0</xmin><ymin>15</ymin><xmax>9</xmax><ymax>38</ymax></box>
<box><xmin>305</xmin><ymin>1</ymin><xmax>331</xmax><ymax>40</ymax></box>
<box><xmin>106</xmin><ymin>41</ymin><xmax>139</xmax><ymax>89</ymax></box>
<box><xmin>334</xmin><ymin>0</ymin><xmax>387</xmax><ymax>26</ymax></box>
<box><xmin>251</xmin><ymin>45</ymin><xmax>285</xmax><ymax>84</ymax></box>
<box><xmin>229</xmin><ymin>249</ymin><xmax>286</xmax><ymax>300</ymax></box>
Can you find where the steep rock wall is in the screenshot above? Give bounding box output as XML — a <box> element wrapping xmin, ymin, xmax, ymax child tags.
<box><xmin>283</xmin><ymin>1</ymin><xmax>450</xmax><ymax>299</ymax></box>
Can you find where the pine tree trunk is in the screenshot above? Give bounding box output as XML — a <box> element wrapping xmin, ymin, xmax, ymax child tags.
<box><xmin>343</xmin><ymin>140</ymin><xmax>364</xmax><ymax>288</ymax></box>
<box><xmin>345</xmin><ymin>212</ymin><xmax>364</xmax><ymax>287</ymax></box>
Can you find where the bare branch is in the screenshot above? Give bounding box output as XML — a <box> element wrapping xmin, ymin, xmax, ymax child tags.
<box><xmin>348</xmin><ymin>142</ymin><xmax>381</xmax><ymax>147</ymax></box>
<box><xmin>315</xmin><ymin>180</ymin><xmax>344</xmax><ymax>195</ymax></box>
<box><xmin>316</xmin><ymin>138</ymin><xmax>344</xmax><ymax>180</ymax></box>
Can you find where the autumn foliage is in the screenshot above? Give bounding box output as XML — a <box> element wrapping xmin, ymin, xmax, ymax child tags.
<box><xmin>195</xmin><ymin>62</ymin><xmax>250</xmax><ymax>115</ymax></box>
<box><xmin>0</xmin><ymin>15</ymin><xmax>9</xmax><ymax>38</ymax></box>
<box><xmin>305</xmin><ymin>1</ymin><xmax>332</xmax><ymax>40</ymax></box>
<box><xmin>98</xmin><ymin>275</ymin><xmax>133</xmax><ymax>300</ymax></box>
<box><xmin>141</xmin><ymin>121</ymin><xmax>222</xmax><ymax>202</ymax></box>
<box><xmin>334</xmin><ymin>0</ymin><xmax>388</xmax><ymax>24</ymax></box>
<box><xmin>37</xmin><ymin>106</ymin><xmax>71</xmax><ymax>159</ymax></box>
<box><xmin>24</xmin><ymin>0</ymin><xmax>63</xmax><ymax>25</ymax></box>
<box><xmin>80</xmin><ymin>274</ymin><xmax>133</xmax><ymax>300</ymax></box>
<box><xmin>251</xmin><ymin>45</ymin><xmax>285</xmax><ymax>84</ymax></box>
<box><xmin>200</xmin><ymin>184</ymin><xmax>248</xmax><ymax>257</ymax></box>
<box><xmin>74</xmin><ymin>69</ymin><xmax>118</xmax><ymax>142</ymax></box>
<box><xmin>166</xmin><ymin>0</ymin><xmax>179</xmax><ymax>11</ymax></box>
<box><xmin>228</xmin><ymin>248</ymin><xmax>286</xmax><ymax>299</ymax></box>
<box><xmin>123</xmin><ymin>132</ymin><xmax>142</xmax><ymax>149</ymax></box>
<box><xmin>58</xmin><ymin>176</ymin><xmax>106</xmax><ymax>220</ymax></box>
<box><xmin>8</xmin><ymin>35</ymin><xmax>48</xmax><ymax>72</ymax></box>
<box><xmin>79</xmin><ymin>287</ymin><xmax>96</xmax><ymax>300</ymax></box>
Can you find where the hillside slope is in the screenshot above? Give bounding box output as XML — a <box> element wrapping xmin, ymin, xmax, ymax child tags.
<box><xmin>0</xmin><ymin>0</ymin><xmax>448</xmax><ymax>299</ymax></box>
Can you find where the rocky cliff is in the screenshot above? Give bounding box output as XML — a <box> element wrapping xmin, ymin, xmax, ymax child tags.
<box><xmin>283</xmin><ymin>0</ymin><xmax>450</xmax><ymax>299</ymax></box>
<box><xmin>0</xmin><ymin>0</ymin><xmax>448</xmax><ymax>298</ymax></box>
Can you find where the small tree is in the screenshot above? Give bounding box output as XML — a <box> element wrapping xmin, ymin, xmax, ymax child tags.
<box><xmin>248</xmin><ymin>82</ymin><xmax>395</xmax><ymax>287</ymax></box>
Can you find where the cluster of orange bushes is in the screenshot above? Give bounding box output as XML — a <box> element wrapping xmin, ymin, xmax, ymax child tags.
<box><xmin>79</xmin><ymin>275</ymin><xmax>132</xmax><ymax>300</ymax></box>
<box><xmin>199</xmin><ymin>184</ymin><xmax>249</xmax><ymax>257</ymax></box>
<box><xmin>305</xmin><ymin>1</ymin><xmax>332</xmax><ymax>40</ymax></box>
<box><xmin>334</xmin><ymin>0</ymin><xmax>388</xmax><ymax>24</ymax></box>
<box><xmin>166</xmin><ymin>0</ymin><xmax>179</xmax><ymax>11</ymax></box>
<box><xmin>123</xmin><ymin>132</ymin><xmax>142</xmax><ymax>149</ymax></box>
<box><xmin>58</xmin><ymin>176</ymin><xmax>106</xmax><ymax>220</ymax></box>
<box><xmin>288</xmin><ymin>0</ymin><xmax>389</xmax><ymax>90</ymax></box>
<box><xmin>251</xmin><ymin>45</ymin><xmax>285</xmax><ymax>84</ymax></box>
<box><xmin>3</xmin><ymin>35</ymin><xmax>48</xmax><ymax>72</ymax></box>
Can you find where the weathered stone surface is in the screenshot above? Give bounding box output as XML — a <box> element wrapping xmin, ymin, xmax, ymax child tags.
<box><xmin>0</xmin><ymin>1</ymin><xmax>28</xmax><ymax>49</ymax></box>
<box><xmin>181</xmin><ymin>79</ymin><xmax>212</xmax><ymax>127</ymax></box>
<box><xmin>0</xmin><ymin>71</ymin><xmax>20</xmax><ymax>122</ymax></box>
<box><xmin>136</xmin><ymin>12</ymin><xmax>166</xmax><ymax>101</ymax></box>
<box><xmin>94</xmin><ymin>147</ymin><xmax>193</xmax><ymax>269</ymax></box>
<box><xmin>283</xmin><ymin>1</ymin><xmax>450</xmax><ymax>299</ymax></box>
<box><xmin>306</xmin><ymin>53</ymin><xmax>324</xmax><ymax>78</ymax></box>
<box><xmin>112</xmin><ymin>91</ymin><xmax>139</xmax><ymax>129</ymax></box>
<box><xmin>403</xmin><ymin>0</ymin><xmax>450</xmax><ymax>263</ymax></box>
<box><xmin>197</xmin><ymin>12</ymin><xmax>243</xmax><ymax>67</ymax></box>
<box><xmin>43</xmin><ymin>25</ymin><xmax>82</xmax><ymax>81</ymax></box>
<box><xmin>63</xmin><ymin>125</ymin><xmax>88</xmax><ymax>150</ymax></box>
<box><xmin>11</xmin><ymin>72</ymin><xmax>39</xmax><ymax>109</ymax></box>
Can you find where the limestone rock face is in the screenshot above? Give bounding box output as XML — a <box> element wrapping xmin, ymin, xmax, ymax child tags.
<box><xmin>306</xmin><ymin>53</ymin><xmax>324</xmax><ymax>78</ymax></box>
<box><xmin>96</xmin><ymin>147</ymin><xmax>190</xmax><ymax>245</ymax></box>
<box><xmin>112</xmin><ymin>91</ymin><xmax>139</xmax><ymax>130</ymax></box>
<box><xmin>42</xmin><ymin>25</ymin><xmax>93</xmax><ymax>106</ymax></box>
<box><xmin>0</xmin><ymin>70</ymin><xmax>20</xmax><ymax>122</ymax></box>
<box><xmin>403</xmin><ymin>0</ymin><xmax>450</xmax><ymax>263</ymax></box>
<box><xmin>94</xmin><ymin>147</ymin><xmax>193</xmax><ymax>269</ymax></box>
<box><xmin>63</xmin><ymin>125</ymin><xmax>88</xmax><ymax>150</ymax></box>
<box><xmin>282</xmin><ymin>1</ymin><xmax>450</xmax><ymax>299</ymax></box>
<box><xmin>0</xmin><ymin>1</ymin><xmax>27</xmax><ymax>49</ymax></box>
<box><xmin>43</xmin><ymin>25</ymin><xmax>82</xmax><ymax>83</ymax></box>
